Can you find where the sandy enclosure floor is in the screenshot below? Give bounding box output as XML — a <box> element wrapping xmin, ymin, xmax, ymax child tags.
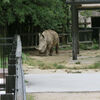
<box><xmin>28</xmin><ymin>92</ymin><xmax>100</xmax><ymax>100</ymax></box>
<box><xmin>23</xmin><ymin>49</ymin><xmax>100</xmax><ymax>74</ymax></box>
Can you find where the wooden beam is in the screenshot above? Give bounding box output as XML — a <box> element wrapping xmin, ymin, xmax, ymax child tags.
<box><xmin>71</xmin><ymin>5</ymin><xmax>78</xmax><ymax>60</ymax></box>
<box><xmin>99</xmin><ymin>29</ymin><xmax>100</xmax><ymax>49</ymax></box>
<box><xmin>66</xmin><ymin>0</ymin><xmax>100</xmax><ymax>4</ymax></box>
<box><xmin>76</xmin><ymin>9</ymin><xmax>79</xmax><ymax>54</ymax></box>
<box><xmin>77</xmin><ymin>5</ymin><xmax>100</xmax><ymax>10</ymax></box>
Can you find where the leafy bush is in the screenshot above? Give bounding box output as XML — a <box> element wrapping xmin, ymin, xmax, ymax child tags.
<box><xmin>80</xmin><ymin>44</ymin><xmax>89</xmax><ymax>50</ymax></box>
<box><xmin>91</xmin><ymin>44</ymin><xmax>99</xmax><ymax>50</ymax></box>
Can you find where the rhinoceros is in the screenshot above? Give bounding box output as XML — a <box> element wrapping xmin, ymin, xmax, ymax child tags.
<box><xmin>37</xmin><ymin>29</ymin><xmax>59</xmax><ymax>56</ymax></box>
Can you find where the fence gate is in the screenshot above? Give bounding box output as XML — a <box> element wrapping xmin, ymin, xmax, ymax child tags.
<box><xmin>0</xmin><ymin>37</ymin><xmax>13</xmax><ymax>91</ymax></box>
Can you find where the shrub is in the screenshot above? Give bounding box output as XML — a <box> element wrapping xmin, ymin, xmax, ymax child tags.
<box><xmin>91</xmin><ymin>44</ymin><xmax>99</xmax><ymax>50</ymax></box>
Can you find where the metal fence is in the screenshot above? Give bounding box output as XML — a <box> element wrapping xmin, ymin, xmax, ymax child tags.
<box><xmin>0</xmin><ymin>35</ymin><xmax>26</xmax><ymax>100</ymax></box>
<box><xmin>0</xmin><ymin>37</ymin><xmax>13</xmax><ymax>90</ymax></box>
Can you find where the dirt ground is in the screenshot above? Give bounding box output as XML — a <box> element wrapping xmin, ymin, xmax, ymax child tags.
<box><xmin>23</xmin><ymin>49</ymin><xmax>100</xmax><ymax>74</ymax></box>
<box><xmin>28</xmin><ymin>92</ymin><xmax>100</xmax><ymax>100</ymax></box>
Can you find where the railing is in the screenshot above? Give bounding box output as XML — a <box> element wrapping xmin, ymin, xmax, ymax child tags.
<box><xmin>0</xmin><ymin>35</ymin><xmax>26</xmax><ymax>100</ymax></box>
<box><xmin>0</xmin><ymin>37</ymin><xmax>13</xmax><ymax>90</ymax></box>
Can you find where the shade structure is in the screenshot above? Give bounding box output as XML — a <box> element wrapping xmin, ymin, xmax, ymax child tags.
<box><xmin>66</xmin><ymin>0</ymin><xmax>100</xmax><ymax>4</ymax></box>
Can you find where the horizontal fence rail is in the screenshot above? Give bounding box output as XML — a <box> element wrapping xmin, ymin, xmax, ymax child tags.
<box><xmin>0</xmin><ymin>35</ymin><xmax>26</xmax><ymax>100</ymax></box>
<box><xmin>21</xmin><ymin>33</ymin><xmax>70</xmax><ymax>49</ymax></box>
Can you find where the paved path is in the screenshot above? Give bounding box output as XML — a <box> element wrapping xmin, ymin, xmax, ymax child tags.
<box><xmin>25</xmin><ymin>73</ymin><xmax>100</xmax><ymax>93</ymax></box>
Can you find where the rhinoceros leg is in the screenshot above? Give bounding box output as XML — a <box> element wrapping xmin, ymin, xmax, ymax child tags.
<box><xmin>55</xmin><ymin>43</ymin><xmax>59</xmax><ymax>54</ymax></box>
<box><xmin>44</xmin><ymin>49</ymin><xmax>48</xmax><ymax>56</ymax></box>
<box><xmin>49</xmin><ymin>47</ymin><xmax>53</xmax><ymax>56</ymax></box>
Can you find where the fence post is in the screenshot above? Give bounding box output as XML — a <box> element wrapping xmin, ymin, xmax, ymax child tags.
<box><xmin>1</xmin><ymin>94</ymin><xmax>14</xmax><ymax>100</ymax></box>
<box><xmin>8</xmin><ymin>54</ymin><xmax>16</xmax><ymax>75</ymax></box>
<box><xmin>6</xmin><ymin>75</ymin><xmax>15</xmax><ymax>93</ymax></box>
<box><xmin>99</xmin><ymin>28</ymin><xmax>100</xmax><ymax>49</ymax></box>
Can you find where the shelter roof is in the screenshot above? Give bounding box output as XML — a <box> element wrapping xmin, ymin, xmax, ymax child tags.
<box><xmin>66</xmin><ymin>0</ymin><xmax>100</xmax><ymax>4</ymax></box>
<box><xmin>78</xmin><ymin>4</ymin><xmax>100</xmax><ymax>9</ymax></box>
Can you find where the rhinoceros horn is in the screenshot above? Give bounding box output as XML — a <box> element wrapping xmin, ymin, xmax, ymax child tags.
<box><xmin>34</xmin><ymin>46</ymin><xmax>39</xmax><ymax>51</ymax></box>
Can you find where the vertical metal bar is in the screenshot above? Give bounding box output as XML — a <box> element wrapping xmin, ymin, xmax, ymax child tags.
<box><xmin>36</xmin><ymin>35</ymin><xmax>37</xmax><ymax>46</ymax></box>
<box><xmin>3</xmin><ymin>45</ymin><xmax>5</xmax><ymax>84</ymax></box>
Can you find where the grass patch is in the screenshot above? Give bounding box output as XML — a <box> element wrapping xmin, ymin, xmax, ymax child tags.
<box><xmin>25</xmin><ymin>80</ymin><xmax>28</xmax><ymax>83</ymax></box>
<box><xmin>80</xmin><ymin>44</ymin><xmax>90</xmax><ymax>50</ymax></box>
<box><xmin>0</xmin><ymin>57</ymin><xmax>8</xmax><ymax>68</ymax></box>
<box><xmin>80</xmin><ymin>43</ymin><xmax>99</xmax><ymax>50</ymax></box>
<box><xmin>26</xmin><ymin>94</ymin><xmax>34</xmax><ymax>100</ymax></box>
<box><xmin>53</xmin><ymin>63</ymin><xmax>65</xmax><ymax>69</ymax></box>
<box><xmin>59</xmin><ymin>45</ymin><xmax>72</xmax><ymax>50</ymax></box>
<box><xmin>67</xmin><ymin>62</ymin><xmax>100</xmax><ymax>70</ymax></box>
<box><xmin>88</xmin><ymin>62</ymin><xmax>100</xmax><ymax>69</ymax></box>
<box><xmin>0</xmin><ymin>57</ymin><xmax>1</xmax><ymax>68</ymax></box>
<box><xmin>75</xmin><ymin>61</ymin><xmax>81</xmax><ymax>64</ymax></box>
<box><xmin>22</xmin><ymin>53</ymin><xmax>36</xmax><ymax>67</ymax></box>
<box><xmin>91</xmin><ymin>44</ymin><xmax>99</xmax><ymax>50</ymax></box>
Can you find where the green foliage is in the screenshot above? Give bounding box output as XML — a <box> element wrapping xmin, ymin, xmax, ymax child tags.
<box><xmin>91</xmin><ymin>44</ymin><xmax>99</xmax><ymax>50</ymax></box>
<box><xmin>88</xmin><ymin>62</ymin><xmax>100</xmax><ymax>69</ymax></box>
<box><xmin>80</xmin><ymin>10</ymin><xmax>92</xmax><ymax>18</ymax></box>
<box><xmin>91</xmin><ymin>39</ymin><xmax>99</xmax><ymax>50</ymax></box>
<box><xmin>0</xmin><ymin>57</ymin><xmax>8</xmax><ymax>68</ymax></box>
<box><xmin>0</xmin><ymin>0</ymin><xmax>70</xmax><ymax>32</ymax></box>
<box><xmin>59</xmin><ymin>45</ymin><xmax>72</xmax><ymax>50</ymax></box>
<box><xmin>80</xmin><ymin>44</ymin><xmax>90</xmax><ymax>50</ymax></box>
<box><xmin>75</xmin><ymin>61</ymin><xmax>81</xmax><ymax>64</ymax></box>
<box><xmin>80</xmin><ymin>43</ymin><xmax>99</xmax><ymax>50</ymax></box>
<box><xmin>26</xmin><ymin>94</ymin><xmax>34</xmax><ymax>100</ymax></box>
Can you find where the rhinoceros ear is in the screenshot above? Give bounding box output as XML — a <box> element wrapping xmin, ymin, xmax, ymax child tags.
<box><xmin>41</xmin><ymin>34</ymin><xmax>45</xmax><ymax>38</ymax></box>
<box><xmin>39</xmin><ymin>33</ymin><xmax>45</xmax><ymax>38</ymax></box>
<box><xmin>39</xmin><ymin>33</ymin><xmax>41</xmax><ymax>37</ymax></box>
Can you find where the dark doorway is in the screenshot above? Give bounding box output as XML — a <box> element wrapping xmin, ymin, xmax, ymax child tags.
<box><xmin>91</xmin><ymin>16</ymin><xmax>100</xmax><ymax>42</ymax></box>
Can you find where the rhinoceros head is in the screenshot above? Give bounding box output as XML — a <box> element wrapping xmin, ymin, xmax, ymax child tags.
<box><xmin>38</xmin><ymin>33</ymin><xmax>47</xmax><ymax>53</ymax></box>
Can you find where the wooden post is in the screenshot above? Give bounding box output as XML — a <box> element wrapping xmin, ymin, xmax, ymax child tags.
<box><xmin>6</xmin><ymin>75</ymin><xmax>15</xmax><ymax>93</ymax></box>
<box><xmin>76</xmin><ymin>9</ymin><xmax>79</xmax><ymax>54</ymax></box>
<box><xmin>99</xmin><ymin>28</ymin><xmax>100</xmax><ymax>49</ymax></box>
<box><xmin>71</xmin><ymin>4</ymin><xmax>78</xmax><ymax>60</ymax></box>
<box><xmin>1</xmin><ymin>94</ymin><xmax>14</xmax><ymax>100</ymax></box>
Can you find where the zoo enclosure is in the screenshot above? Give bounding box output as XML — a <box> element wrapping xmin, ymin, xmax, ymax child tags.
<box><xmin>0</xmin><ymin>35</ymin><xmax>26</xmax><ymax>100</ymax></box>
